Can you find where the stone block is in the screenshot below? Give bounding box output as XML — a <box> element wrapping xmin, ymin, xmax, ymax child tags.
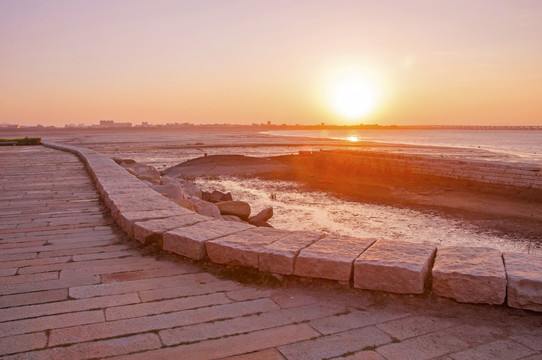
<box><xmin>206</xmin><ymin>228</ymin><xmax>291</xmax><ymax>268</ymax></box>
<box><xmin>163</xmin><ymin>220</ymin><xmax>254</xmax><ymax>260</ymax></box>
<box><xmin>108</xmin><ymin>194</ymin><xmax>175</xmax><ymax>220</ymax></box>
<box><xmin>118</xmin><ymin>208</ymin><xmax>194</xmax><ymax>238</ymax></box>
<box><xmin>99</xmin><ymin>180</ymin><xmax>149</xmax><ymax>195</ymax></box>
<box><xmin>294</xmin><ymin>234</ymin><xmax>375</xmax><ymax>282</ymax></box>
<box><xmin>133</xmin><ymin>214</ymin><xmax>208</xmax><ymax>245</ymax></box>
<box><xmin>432</xmin><ymin>246</ymin><xmax>506</xmax><ymax>304</ymax></box>
<box><xmin>504</xmin><ymin>252</ymin><xmax>542</xmax><ymax>312</ymax></box>
<box><xmin>354</xmin><ymin>239</ymin><xmax>436</xmax><ymax>294</ymax></box>
<box><xmin>259</xmin><ymin>231</ymin><xmax>323</xmax><ymax>275</ymax></box>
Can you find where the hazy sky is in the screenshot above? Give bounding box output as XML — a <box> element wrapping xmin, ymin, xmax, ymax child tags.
<box><xmin>1</xmin><ymin>0</ymin><xmax>541</xmax><ymax>126</ymax></box>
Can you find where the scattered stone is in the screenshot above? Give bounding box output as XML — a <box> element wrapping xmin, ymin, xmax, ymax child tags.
<box><xmin>150</xmin><ymin>183</ymin><xmax>187</xmax><ymax>204</ymax></box>
<box><xmin>210</xmin><ymin>190</ymin><xmax>233</xmax><ymax>203</ymax></box>
<box><xmin>223</xmin><ymin>215</ymin><xmax>244</xmax><ymax>222</ymax></box>
<box><xmin>167</xmin><ymin>177</ymin><xmax>202</xmax><ymax>199</ymax></box>
<box><xmin>249</xmin><ymin>207</ymin><xmax>273</xmax><ymax>226</ymax></box>
<box><xmin>124</xmin><ymin>167</ymin><xmax>136</xmax><ymax>176</ymax></box>
<box><xmin>216</xmin><ymin>201</ymin><xmax>251</xmax><ymax>220</ymax></box>
<box><xmin>201</xmin><ymin>191</ymin><xmax>211</xmax><ymax>202</ymax></box>
<box><xmin>354</xmin><ymin>239</ymin><xmax>436</xmax><ymax>294</ymax></box>
<box><xmin>504</xmin><ymin>252</ymin><xmax>542</xmax><ymax>312</ymax></box>
<box><xmin>188</xmin><ymin>197</ymin><xmax>222</xmax><ymax>219</ymax></box>
<box><xmin>174</xmin><ymin>198</ymin><xmax>197</xmax><ymax>212</ymax></box>
<box><xmin>432</xmin><ymin>246</ymin><xmax>506</xmax><ymax>305</ymax></box>
<box><xmin>122</xmin><ymin>163</ymin><xmax>161</xmax><ymax>184</ymax></box>
<box><xmin>137</xmin><ymin>168</ymin><xmax>161</xmax><ymax>184</ymax></box>
<box><xmin>222</xmin><ymin>192</ymin><xmax>233</xmax><ymax>202</ymax></box>
<box><xmin>141</xmin><ymin>180</ymin><xmax>153</xmax><ymax>187</ymax></box>
<box><xmin>294</xmin><ymin>234</ymin><xmax>375</xmax><ymax>282</ymax></box>
<box><xmin>112</xmin><ymin>158</ymin><xmax>136</xmax><ymax>165</ymax></box>
<box><xmin>252</xmin><ymin>221</ymin><xmax>273</xmax><ymax>228</ymax></box>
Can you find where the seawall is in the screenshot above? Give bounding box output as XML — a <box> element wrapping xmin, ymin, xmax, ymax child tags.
<box><xmin>301</xmin><ymin>150</ymin><xmax>542</xmax><ymax>190</ymax></box>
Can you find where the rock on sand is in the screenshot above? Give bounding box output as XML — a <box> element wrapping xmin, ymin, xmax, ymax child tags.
<box><xmin>216</xmin><ymin>201</ymin><xmax>251</xmax><ymax>220</ymax></box>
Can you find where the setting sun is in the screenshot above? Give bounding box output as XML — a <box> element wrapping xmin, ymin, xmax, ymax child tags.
<box><xmin>326</xmin><ymin>66</ymin><xmax>383</xmax><ymax>121</ymax></box>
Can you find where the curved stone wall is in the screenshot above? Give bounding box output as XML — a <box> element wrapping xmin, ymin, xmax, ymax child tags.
<box><xmin>43</xmin><ymin>142</ymin><xmax>542</xmax><ymax>312</ymax></box>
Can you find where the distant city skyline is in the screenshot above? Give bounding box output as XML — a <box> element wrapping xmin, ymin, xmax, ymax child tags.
<box><xmin>3</xmin><ymin>119</ymin><xmax>541</xmax><ymax>132</ymax></box>
<box><xmin>1</xmin><ymin>0</ymin><xmax>541</xmax><ymax>127</ymax></box>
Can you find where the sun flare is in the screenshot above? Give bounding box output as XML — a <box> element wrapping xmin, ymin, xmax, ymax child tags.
<box><xmin>326</xmin><ymin>66</ymin><xmax>382</xmax><ymax>120</ymax></box>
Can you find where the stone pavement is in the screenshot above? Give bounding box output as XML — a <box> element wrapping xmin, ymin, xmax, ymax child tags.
<box><xmin>0</xmin><ymin>145</ymin><xmax>541</xmax><ymax>360</ymax></box>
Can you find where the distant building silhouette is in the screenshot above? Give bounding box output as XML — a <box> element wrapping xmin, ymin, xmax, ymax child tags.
<box><xmin>0</xmin><ymin>123</ymin><xmax>19</xmax><ymax>129</ymax></box>
<box><xmin>99</xmin><ymin>120</ymin><xmax>132</xmax><ymax>128</ymax></box>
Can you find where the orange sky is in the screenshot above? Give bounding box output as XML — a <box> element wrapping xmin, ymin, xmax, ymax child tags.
<box><xmin>1</xmin><ymin>1</ymin><xmax>541</xmax><ymax>126</ymax></box>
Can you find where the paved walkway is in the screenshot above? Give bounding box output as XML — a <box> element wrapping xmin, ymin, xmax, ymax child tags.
<box><xmin>0</xmin><ymin>145</ymin><xmax>541</xmax><ymax>360</ymax></box>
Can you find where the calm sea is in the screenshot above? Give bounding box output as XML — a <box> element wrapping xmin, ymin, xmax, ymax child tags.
<box><xmin>265</xmin><ymin>129</ymin><xmax>542</xmax><ymax>165</ymax></box>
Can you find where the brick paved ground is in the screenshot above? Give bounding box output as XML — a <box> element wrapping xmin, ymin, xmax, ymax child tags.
<box><xmin>1</xmin><ymin>146</ymin><xmax>541</xmax><ymax>359</ymax></box>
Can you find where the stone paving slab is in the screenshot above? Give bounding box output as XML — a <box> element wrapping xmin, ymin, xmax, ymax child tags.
<box><xmin>354</xmin><ymin>239</ymin><xmax>436</xmax><ymax>294</ymax></box>
<box><xmin>3</xmin><ymin>333</ymin><xmax>163</xmax><ymax>360</ymax></box>
<box><xmin>158</xmin><ymin>302</ymin><xmax>345</xmax><ymax>346</ymax></box>
<box><xmin>294</xmin><ymin>234</ymin><xmax>375</xmax><ymax>282</ymax></box>
<box><xmin>376</xmin><ymin>331</ymin><xmax>470</xmax><ymax>360</ymax></box>
<box><xmin>48</xmin><ymin>298</ymin><xmax>280</xmax><ymax>346</ymax></box>
<box><xmin>449</xmin><ymin>339</ymin><xmax>536</xmax><ymax>360</ymax></box>
<box><xmin>163</xmin><ymin>220</ymin><xmax>254</xmax><ymax>260</ymax></box>
<box><xmin>504</xmin><ymin>252</ymin><xmax>542</xmax><ymax>312</ymax></box>
<box><xmin>432</xmin><ymin>247</ymin><xmax>506</xmax><ymax>305</ymax></box>
<box><xmin>0</xmin><ymin>332</ymin><xmax>48</xmax><ymax>357</ymax></box>
<box><xmin>114</xmin><ymin>323</ymin><xmax>320</xmax><ymax>360</ymax></box>
<box><xmin>278</xmin><ymin>325</ymin><xmax>391</xmax><ymax>360</ymax></box>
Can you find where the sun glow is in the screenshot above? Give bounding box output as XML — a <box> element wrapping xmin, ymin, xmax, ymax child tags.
<box><xmin>326</xmin><ymin>66</ymin><xmax>383</xmax><ymax>121</ymax></box>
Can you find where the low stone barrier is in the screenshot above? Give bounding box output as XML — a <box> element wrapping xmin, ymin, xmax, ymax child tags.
<box><xmin>43</xmin><ymin>142</ymin><xmax>542</xmax><ymax>312</ymax></box>
<box><xmin>313</xmin><ymin>150</ymin><xmax>542</xmax><ymax>190</ymax></box>
<box><xmin>432</xmin><ymin>247</ymin><xmax>507</xmax><ymax>305</ymax></box>
<box><xmin>354</xmin><ymin>239</ymin><xmax>436</xmax><ymax>294</ymax></box>
<box><xmin>294</xmin><ymin>235</ymin><xmax>375</xmax><ymax>282</ymax></box>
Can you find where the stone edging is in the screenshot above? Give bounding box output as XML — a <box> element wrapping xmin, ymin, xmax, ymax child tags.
<box><xmin>42</xmin><ymin>142</ymin><xmax>542</xmax><ymax>312</ymax></box>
